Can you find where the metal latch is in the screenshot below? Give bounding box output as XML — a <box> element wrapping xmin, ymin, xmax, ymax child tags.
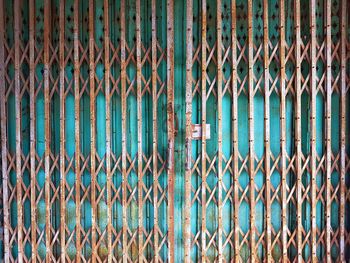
<box><xmin>167</xmin><ymin>139</ymin><xmax>174</xmax><ymax>170</ymax></box>
<box><xmin>191</xmin><ymin>124</ymin><xmax>210</xmax><ymax>140</ymax></box>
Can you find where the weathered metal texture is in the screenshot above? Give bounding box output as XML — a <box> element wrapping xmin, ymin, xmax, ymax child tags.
<box><xmin>0</xmin><ymin>0</ymin><xmax>349</xmax><ymax>262</ymax></box>
<box><xmin>185</xmin><ymin>0</ymin><xmax>349</xmax><ymax>262</ymax></box>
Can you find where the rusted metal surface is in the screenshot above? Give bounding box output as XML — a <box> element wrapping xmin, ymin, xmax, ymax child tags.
<box><xmin>73</xmin><ymin>0</ymin><xmax>81</xmax><ymax>261</ymax></box>
<box><xmin>29</xmin><ymin>0</ymin><xmax>36</xmax><ymax>261</ymax></box>
<box><xmin>339</xmin><ymin>0</ymin><xmax>347</xmax><ymax>260</ymax></box>
<box><xmin>247</xmin><ymin>1</ymin><xmax>256</xmax><ymax>261</ymax></box>
<box><xmin>200</xmin><ymin>0</ymin><xmax>207</xmax><ymax>259</ymax></box>
<box><xmin>310</xmin><ymin>1</ymin><xmax>317</xmax><ymax>261</ymax></box>
<box><xmin>167</xmin><ymin>1</ymin><xmax>175</xmax><ymax>261</ymax></box>
<box><xmin>0</xmin><ymin>0</ymin><xmax>349</xmax><ymax>262</ymax></box>
<box><xmin>14</xmin><ymin>1</ymin><xmax>24</xmax><ymax>261</ymax></box>
<box><xmin>0</xmin><ymin>0</ymin><xmax>10</xmax><ymax>261</ymax></box>
<box><xmin>294</xmin><ymin>0</ymin><xmax>303</xmax><ymax>260</ymax></box>
<box><xmin>184</xmin><ymin>0</ymin><xmax>193</xmax><ymax>261</ymax></box>
<box><xmin>151</xmin><ymin>0</ymin><xmax>159</xmax><ymax>261</ymax></box>
<box><xmin>279</xmin><ymin>0</ymin><xmax>287</xmax><ymax>260</ymax></box>
<box><xmin>230</xmin><ymin>1</ymin><xmax>239</xmax><ymax>261</ymax></box>
<box><xmin>120</xmin><ymin>1</ymin><xmax>127</xmax><ymax>261</ymax></box>
<box><xmin>325</xmin><ymin>0</ymin><xmax>332</xmax><ymax>261</ymax></box>
<box><xmin>59</xmin><ymin>0</ymin><xmax>65</xmax><ymax>261</ymax></box>
<box><xmin>262</xmin><ymin>0</ymin><xmax>271</xmax><ymax>261</ymax></box>
<box><xmin>216</xmin><ymin>1</ymin><xmax>223</xmax><ymax>262</ymax></box>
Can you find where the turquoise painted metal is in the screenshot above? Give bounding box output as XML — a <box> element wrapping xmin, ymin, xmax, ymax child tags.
<box><xmin>0</xmin><ymin>0</ymin><xmax>349</xmax><ymax>262</ymax></box>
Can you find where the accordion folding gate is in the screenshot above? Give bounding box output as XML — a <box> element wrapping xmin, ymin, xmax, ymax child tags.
<box><xmin>0</xmin><ymin>0</ymin><xmax>349</xmax><ymax>262</ymax></box>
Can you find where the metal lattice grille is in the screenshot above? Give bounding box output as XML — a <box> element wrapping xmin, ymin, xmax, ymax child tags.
<box><xmin>0</xmin><ymin>0</ymin><xmax>349</xmax><ymax>262</ymax></box>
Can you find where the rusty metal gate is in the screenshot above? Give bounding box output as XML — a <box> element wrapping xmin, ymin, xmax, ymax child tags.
<box><xmin>0</xmin><ymin>0</ymin><xmax>349</xmax><ymax>262</ymax></box>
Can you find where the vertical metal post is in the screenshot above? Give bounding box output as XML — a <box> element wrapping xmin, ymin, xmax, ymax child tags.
<box><xmin>216</xmin><ymin>0</ymin><xmax>223</xmax><ymax>261</ymax></box>
<box><xmin>120</xmin><ymin>0</ymin><xmax>128</xmax><ymax>261</ymax></box>
<box><xmin>324</xmin><ymin>0</ymin><xmax>332</xmax><ymax>261</ymax></box>
<box><xmin>262</xmin><ymin>1</ymin><xmax>271</xmax><ymax>261</ymax></box>
<box><xmin>135</xmin><ymin>0</ymin><xmax>143</xmax><ymax>261</ymax></box>
<box><xmin>294</xmin><ymin>0</ymin><xmax>302</xmax><ymax>261</ymax></box>
<box><xmin>59</xmin><ymin>0</ymin><xmax>66</xmax><ymax>261</ymax></box>
<box><xmin>14</xmin><ymin>0</ymin><xmax>24</xmax><ymax>261</ymax></box>
<box><xmin>167</xmin><ymin>0</ymin><xmax>175</xmax><ymax>261</ymax></box>
<box><xmin>104</xmin><ymin>0</ymin><xmax>112</xmax><ymax>261</ymax></box>
<box><xmin>0</xmin><ymin>0</ymin><xmax>10</xmax><ymax>260</ymax></box>
<box><xmin>151</xmin><ymin>0</ymin><xmax>159</xmax><ymax>260</ymax></box>
<box><xmin>73</xmin><ymin>0</ymin><xmax>81</xmax><ymax>261</ymax></box>
<box><xmin>339</xmin><ymin>0</ymin><xmax>346</xmax><ymax>260</ymax></box>
<box><xmin>200</xmin><ymin>0</ymin><xmax>207</xmax><ymax>260</ymax></box>
<box><xmin>279</xmin><ymin>0</ymin><xmax>287</xmax><ymax>260</ymax></box>
<box><xmin>247</xmin><ymin>0</ymin><xmax>255</xmax><ymax>261</ymax></box>
<box><xmin>44</xmin><ymin>1</ymin><xmax>51</xmax><ymax>259</ymax></box>
<box><xmin>184</xmin><ymin>0</ymin><xmax>193</xmax><ymax>261</ymax></box>
<box><xmin>29</xmin><ymin>0</ymin><xmax>37</xmax><ymax>261</ymax></box>
<box><xmin>231</xmin><ymin>1</ymin><xmax>239</xmax><ymax>261</ymax></box>
<box><xmin>89</xmin><ymin>0</ymin><xmax>97</xmax><ymax>260</ymax></box>
<box><xmin>309</xmin><ymin>0</ymin><xmax>317</xmax><ymax>260</ymax></box>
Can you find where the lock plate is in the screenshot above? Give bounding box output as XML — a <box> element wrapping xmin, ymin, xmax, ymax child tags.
<box><xmin>191</xmin><ymin>124</ymin><xmax>210</xmax><ymax>140</ymax></box>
